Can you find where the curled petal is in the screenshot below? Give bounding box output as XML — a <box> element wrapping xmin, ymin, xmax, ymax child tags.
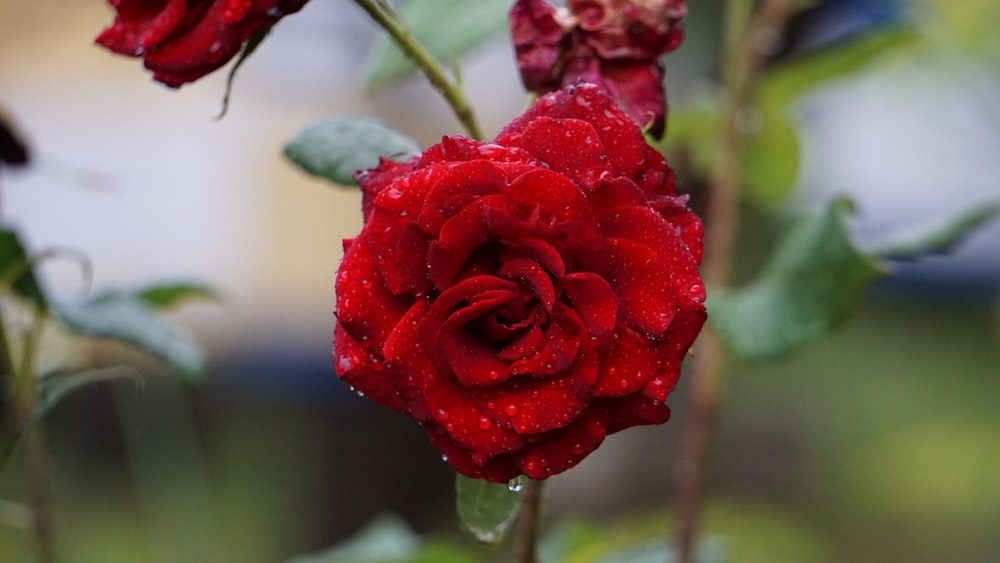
<box><xmin>562</xmin><ymin>272</ymin><xmax>617</xmax><ymax>345</ymax></box>
<box><xmin>605</xmin><ymin>237</ymin><xmax>678</xmax><ymax>338</ymax></box>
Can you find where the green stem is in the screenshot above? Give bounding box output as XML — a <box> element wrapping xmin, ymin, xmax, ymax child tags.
<box><xmin>353</xmin><ymin>0</ymin><xmax>485</xmax><ymax>140</ymax></box>
<box><xmin>515</xmin><ymin>479</ymin><xmax>543</xmax><ymax>563</ymax></box>
<box><xmin>673</xmin><ymin>2</ymin><xmax>796</xmax><ymax>562</ymax></box>
<box><xmin>20</xmin><ymin>316</ymin><xmax>54</xmax><ymax>563</ymax></box>
<box><xmin>2</xmin><ymin>308</ymin><xmax>56</xmax><ymax>563</ymax></box>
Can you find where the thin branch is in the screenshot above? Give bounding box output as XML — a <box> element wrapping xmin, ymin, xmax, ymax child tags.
<box><xmin>673</xmin><ymin>1</ymin><xmax>797</xmax><ymax>562</ymax></box>
<box><xmin>515</xmin><ymin>479</ymin><xmax>543</xmax><ymax>563</ymax></box>
<box><xmin>353</xmin><ymin>0</ymin><xmax>485</xmax><ymax>140</ymax></box>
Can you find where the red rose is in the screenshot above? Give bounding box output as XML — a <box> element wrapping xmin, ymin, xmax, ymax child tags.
<box><xmin>510</xmin><ymin>0</ymin><xmax>687</xmax><ymax>139</ymax></box>
<box><xmin>96</xmin><ymin>0</ymin><xmax>309</xmax><ymax>87</ymax></box>
<box><xmin>334</xmin><ymin>84</ymin><xmax>705</xmax><ymax>482</ymax></box>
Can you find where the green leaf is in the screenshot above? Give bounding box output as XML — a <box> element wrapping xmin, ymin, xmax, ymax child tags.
<box><xmin>284</xmin><ymin>116</ymin><xmax>420</xmax><ymax>186</ymax></box>
<box><xmin>455</xmin><ymin>474</ymin><xmax>522</xmax><ymax>546</ymax></box>
<box><xmin>365</xmin><ymin>0</ymin><xmax>513</xmax><ymax>91</ymax></box>
<box><xmin>57</xmin><ymin>295</ymin><xmax>206</xmax><ymax>383</ymax></box>
<box><xmin>709</xmin><ymin>198</ymin><xmax>886</xmax><ymax>359</ymax></box>
<box><xmin>0</xmin><ymin>229</ymin><xmax>47</xmax><ymax>310</ymax></box>
<box><xmin>1</xmin><ymin>367</ymin><xmax>140</xmax><ymax>471</ymax></box>
<box><xmin>133</xmin><ymin>282</ymin><xmax>219</xmax><ymax>310</ymax></box>
<box><xmin>218</xmin><ymin>27</ymin><xmax>272</xmax><ymax>119</ymax></box>
<box><xmin>868</xmin><ymin>200</ymin><xmax>1000</xmax><ymax>261</ymax></box>
<box><xmin>36</xmin><ymin>366</ymin><xmax>141</xmax><ymax>422</ymax></box>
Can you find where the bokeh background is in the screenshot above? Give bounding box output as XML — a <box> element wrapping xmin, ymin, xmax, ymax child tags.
<box><xmin>1</xmin><ymin>0</ymin><xmax>998</xmax><ymax>561</ymax></box>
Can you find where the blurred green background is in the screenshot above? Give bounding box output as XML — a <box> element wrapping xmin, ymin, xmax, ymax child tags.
<box><xmin>2</xmin><ymin>0</ymin><xmax>999</xmax><ymax>562</ymax></box>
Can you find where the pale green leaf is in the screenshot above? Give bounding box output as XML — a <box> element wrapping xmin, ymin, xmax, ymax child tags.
<box><xmin>57</xmin><ymin>295</ymin><xmax>206</xmax><ymax>383</ymax></box>
<box><xmin>455</xmin><ymin>474</ymin><xmax>522</xmax><ymax>546</ymax></box>
<box><xmin>284</xmin><ymin>116</ymin><xmax>420</xmax><ymax>186</ymax></box>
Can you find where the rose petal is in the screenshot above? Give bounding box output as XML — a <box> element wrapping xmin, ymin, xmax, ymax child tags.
<box><xmin>498</xmin><ymin>323</ymin><xmax>547</xmax><ymax>362</ymax></box>
<box><xmin>418</xmin><ymin>159</ymin><xmax>507</xmax><ymax>234</ymax></box>
<box><xmin>421</xmin><ymin>371</ymin><xmax>527</xmax><ymax>457</ymax></box>
<box><xmin>95</xmin><ymin>0</ymin><xmax>189</xmax><ymax>55</ymax></box>
<box><xmin>562</xmin><ymin>272</ymin><xmax>618</xmax><ymax>345</ymax></box>
<box><xmin>593</xmin><ymin>325</ymin><xmax>662</xmax><ymax>397</ymax></box>
<box><xmin>381</xmin><ymin>299</ymin><xmax>435</xmax><ymax>421</ymax></box>
<box><xmin>598</xmin><ymin>61</ymin><xmax>667</xmax><ymax>139</ymax></box>
<box><xmin>425</xmin><ymin>425</ymin><xmax>522</xmax><ymax>483</ymax></box>
<box><xmin>499</xmin><ymin>237</ymin><xmax>566</xmax><ymax>278</ymax></box>
<box><xmin>418</xmin><ymin>275</ymin><xmax>519</xmax><ymax>375</ymax></box>
<box><xmin>501</xmin><ymin>258</ymin><xmax>556</xmax><ymax>311</ymax></box>
<box><xmin>510</xmin><ymin>0</ymin><xmax>568</xmax><ymax>92</ymax></box>
<box><xmin>357</xmin><ymin>157</ymin><xmax>420</xmax><ymax>223</ymax></box>
<box><xmin>474</xmin><ymin>371</ymin><xmax>591</xmax><ymax>435</ymax></box>
<box><xmin>335</xmin><ymin>234</ymin><xmax>413</xmax><ymax>351</ymax></box>
<box><xmin>516</xmin><ymin>406</ymin><xmax>609</xmax><ymax>479</ymax></box>
<box><xmin>334</xmin><ymin>324</ymin><xmax>407</xmax><ymax>413</ymax></box>
<box><xmin>514</xmin><ymin>117</ymin><xmax>610</xmax><ymax>190</ymax></box>
<box><xmin>605</xmin><ymin>237</ymin><xmax>678</xmax><ymax>338</ymax></box>
<box><xmin>497</xmin><ymin>84</ymin><xmax>649</xmax><ymax>181</ymax></box>
<box><xmin>605</xmin><ymin>393</ymin><xmax>672</xmax><ymax>434</ymax></box>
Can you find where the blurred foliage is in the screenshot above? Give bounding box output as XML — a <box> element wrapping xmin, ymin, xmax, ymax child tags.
<box><xmin>709</xmin><ymin>198</ymin><xmax>885</xmax><ymax>359</ymax></box>
<box><xmin>364</xmin><ymin>0</ymin><xmax>514</xmax><ymax>91</ymax></box>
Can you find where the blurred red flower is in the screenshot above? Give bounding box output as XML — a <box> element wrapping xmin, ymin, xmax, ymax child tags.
<box><xmin>96</xmin><ymin>0</ymin><xmax>309</xmax><ymax>87</ymax></box>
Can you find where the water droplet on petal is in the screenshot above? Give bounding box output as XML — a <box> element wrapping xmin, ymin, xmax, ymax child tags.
<box><xmin>478</xmin><ymin>416</ymin><xmax>492</xmax><ymax>430</ymax></box>
<box><xmin>504</xmin><ymin>403</ymin><xmax>520</xmax><ymax>416</ymax></box>
<box><xmin>572</xmin><ymin>443</ymin><xmax>584</xmax><ymax>455</ymax></box>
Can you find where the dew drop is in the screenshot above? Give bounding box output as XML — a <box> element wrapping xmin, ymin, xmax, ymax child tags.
<box><xmin>435</xmin><ymin>408</ymin><xmax>449</xmax><ymax>421</ymax></box>
<box><xmin>478</xmin><ymin>416</ymin><xmax>492</xmax><ymax>430</ymax></box>
<box><xmin>571</xmin><ymin>443</ymin><xmax>584</xmax><ymax>455</ymax></box>
<box><xmin>507</xmin><ymin>479</ymin><xmax>524</xmax><ymax>493</ymax></box>
<box><xmin>504</xmin><ymin>403</ymin><xmax>519</xmax><ymax>416</ymax></box>
<box><xmin>361</xmin><ymin>279</ymin><xmax>372</xmax><ymax>289</ymax></box>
